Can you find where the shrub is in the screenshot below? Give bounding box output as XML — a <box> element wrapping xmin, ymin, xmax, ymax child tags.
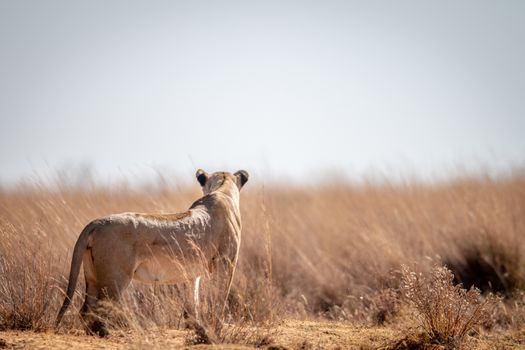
<box><xmin>0</xmin><ymin>250</ymin><xmax>58</xmax><ymax>331</ymax></box>
<box><xmin>400</xmin><ymin>264</ymin><xmax>499</xmax><ymax>347</ymax></box>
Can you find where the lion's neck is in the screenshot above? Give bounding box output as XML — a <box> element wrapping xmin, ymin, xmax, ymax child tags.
<box><xmin>191</xmin><ymin>187</ymin><xmax>240</xmax><ymax>219</ymax></box>
<box><xmin>217</xmin><ymin>185</ymin><xmax>239</xmax><ymax>206</ymax></box>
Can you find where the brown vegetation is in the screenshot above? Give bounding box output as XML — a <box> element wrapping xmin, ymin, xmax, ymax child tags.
<box><xmin>0</xmin><ymin>174</ymin><xmax>524</xmax><ymax>348</ymax></box>
<box><xmin>399</xmin><ymin>264</ymin><xmax>499</xmax><ymax>348</ymax></box>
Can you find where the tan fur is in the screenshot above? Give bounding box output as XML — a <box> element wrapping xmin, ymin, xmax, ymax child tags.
<box><xmin>137</xmin><ymin>212</ymin><xmax>191</xmax><ymax>221</ymax></box>
<box><xmin>55</xmin><ymin>169</ymin><xmax>248</xmax><ymax>336</ymax></box>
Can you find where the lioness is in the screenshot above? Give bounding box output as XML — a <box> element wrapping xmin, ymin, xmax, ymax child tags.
<box><xmin>55</xmin><ymin>169</ymin><xmax>248</xmax><ymax>336</ymax></box>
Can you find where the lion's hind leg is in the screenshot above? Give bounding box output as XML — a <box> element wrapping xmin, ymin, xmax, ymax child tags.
<box><xmin>80</xmin><ymin>280</ymin><xmax>101</xmax><ymax>336</ymax></box>
<box><xmin>79</xmin><ymin>248</ymin><xmax>102</xmax><ymax>336</ymax></box>
<box><xmin>86</xmin><ymin>243</ymin><xmax>135</xmax><ymax>337</ymax></box>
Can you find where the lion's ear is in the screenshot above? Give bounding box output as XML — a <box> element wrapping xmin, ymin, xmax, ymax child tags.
<box><xmin>234</xmin><ymin>170</ymin><xmax>249</xmax><ymax>189</ymax></box>
<box><xmin>196</xmin><ymin>169</ymin><xmax>209</xmax><ymax>187</ymax></box>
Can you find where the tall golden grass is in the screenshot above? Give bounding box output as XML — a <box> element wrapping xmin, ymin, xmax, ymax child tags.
<box><xmin>0</xmin><ymin>174</ymin><xmax>524</xmax><ymax>341</ymax></box>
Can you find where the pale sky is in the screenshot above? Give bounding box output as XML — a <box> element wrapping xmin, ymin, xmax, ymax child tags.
<box><xmin>1</xmin><ymin>1</ymin><xmax>524</xmax><ymax>185</ymax></box>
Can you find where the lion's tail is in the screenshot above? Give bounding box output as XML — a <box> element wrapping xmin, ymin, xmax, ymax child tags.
<box><xmin>55</xmin><ymin>222</ymin><xmax>97</xmax><ymax>329</ymax></box>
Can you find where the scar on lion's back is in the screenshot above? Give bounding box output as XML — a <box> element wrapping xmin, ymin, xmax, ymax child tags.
<box><xmin>136</xmin><ymin>211</ymin><xmax>191</xmax><ymax>222</ymax></box>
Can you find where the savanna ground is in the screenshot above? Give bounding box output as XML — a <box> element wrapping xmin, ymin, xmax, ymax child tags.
<box><xmin>1</xmin><ymin>172</ymin><xmax>525</xmax><ymax>349</ymax></box>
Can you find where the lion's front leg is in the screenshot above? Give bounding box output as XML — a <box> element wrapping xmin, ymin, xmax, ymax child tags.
<box><xmin>207</xmin><ymin>253</ymin><xmax>238</xmax><ymax>319</ymax></box>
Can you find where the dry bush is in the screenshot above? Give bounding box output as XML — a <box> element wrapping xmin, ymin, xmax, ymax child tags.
<box><xmin>0</xmin><ymin>218</ymin><xmax>62</xmax><ymax>331</ymax></box>
<box><xmin>400</xmin><ymin>264</ymin><xmax>500</xmax><ymax>347</ymax></box>
<box><xmin>0</xmin><ymin>253</ymin><xmax>57</xmax><ymax>331</ymax></box>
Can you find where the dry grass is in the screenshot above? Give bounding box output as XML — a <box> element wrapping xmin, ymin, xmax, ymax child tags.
<box><xmin>0</xmin><ymin>173</ymin><xmax>524</xmax><ymax>348</ymax></box>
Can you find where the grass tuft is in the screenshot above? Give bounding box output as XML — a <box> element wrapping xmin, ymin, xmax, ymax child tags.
<box><xmin>400</xmin><ymin>264</ymin><xmax>500</xmax><ymax>347</ymax></box>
